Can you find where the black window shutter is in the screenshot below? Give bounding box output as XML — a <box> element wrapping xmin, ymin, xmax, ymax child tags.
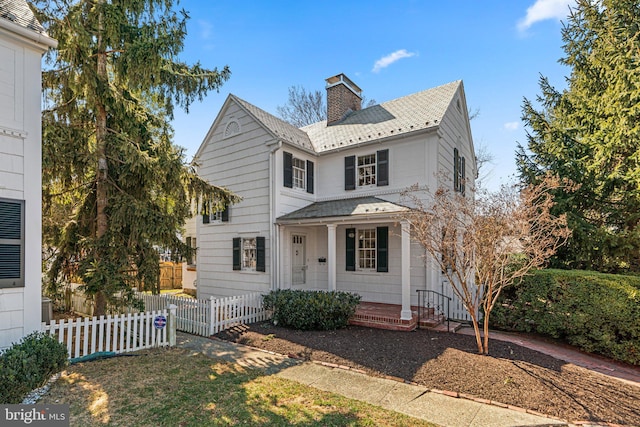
<box><xmin>346</xmin><ymin>228</ymin><xmax>356</xmax><ymax>271</ymax></box>
<box><xmin>0</xmin><ymin>200</ymin><xmax>23</xmax><ymax>284</ymax></box>
<box><xmin>461</xmin><ymin>156</ymin><xmax>466</xmax><ymax>196</ymax></box>
<box><xmin>232</xmin><ymin>238</ymin><xmax>241</xmax><ymax>270</ymax></box>
<box><xmin>256</xmin><ymin>236</ymin><xmax>266</xmax><ymax>272</ymax></box>
<box><xmin>283</xmin><ymin>151</ymin><xmax>293</xmax><ymax>188</ymax></box>
<box><xmin>377</xmin><ymin>226</ymin><xmax>389</xmax><ymax>273</ymax></box>
<box><xmin>345</xmin><ymin>156</ymin><xmax>356</xmax><ymax>190</ymax></box>
<box><xmin>202</xmin><ymin>202</ymin><xmax>210</xmax><ymax>224</ymax></box>
<box><xmin>221</xmin><ymin>205</ymin><xmax>229</xmax><ymax>222</ymax></box>
<box><xmin>377</xmin><ymin>149</ymin><xmax>389</xmax><ymax>186</ymax></box>
<box><xmin>306</xmin><ymin>160</ymin><xmax>314</xmax><ymax>194</ymax></box>
<box><xmin>453</xmin><ymin>148</ymin><xmax>459</xmax><ymax>191</ymax></box>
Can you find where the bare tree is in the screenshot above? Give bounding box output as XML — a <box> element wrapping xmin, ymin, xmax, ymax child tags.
<box><xmin>277</xmin><ymin>85</ymin><xmax>376</xmax><ymax>127</ymax></box>
<box><xmin>400</xmin><ymin>175</ymin><xmax>571</xmax><ymax>354</ymax></box>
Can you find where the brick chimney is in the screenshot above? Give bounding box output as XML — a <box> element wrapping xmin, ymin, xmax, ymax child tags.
<box><xmin>325</xmin><ymin>73</ymin><xmax>362</xmax><ymax>125</ymax></box>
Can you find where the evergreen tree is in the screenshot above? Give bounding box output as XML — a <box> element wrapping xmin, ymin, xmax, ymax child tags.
<box><xmin>518</xmin><ymin>0</ymin><xmax>640</xmax><ymax>272</ymax></box>
<box><xmin>33</xmin><ymin>0</ymin><xmax>238</xmax><ymax>315</ymax></box>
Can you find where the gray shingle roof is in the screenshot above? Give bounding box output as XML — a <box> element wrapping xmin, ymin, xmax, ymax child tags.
<box><xmin>303</xmin><ymin>80</ymin><xmax>460</xmax><ymax>153</ymax></box>
<box><xmin>232</xmin><ymin>95</ymin><xmax>314</xmax><ymax>151</ymax></box>
<box><xmin>0</xmin><ymin>0</ymin><xmax>45</xmax><ymax>33</ymax></box>
<box><xmin>229</xmin><ymin>80</ymin><xmax>461</xmax><ymax>155</ymax></box>
<box><xmin>276</xmin><ymin>197</ymin><xmax>410</xmax><ymax>222</ymax></box>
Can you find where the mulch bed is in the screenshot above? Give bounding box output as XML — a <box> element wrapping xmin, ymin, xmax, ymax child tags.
<box><xmin>215</xmin><ymin>322</ymin><xmax>640</xmax><ymax>425</ymax></box>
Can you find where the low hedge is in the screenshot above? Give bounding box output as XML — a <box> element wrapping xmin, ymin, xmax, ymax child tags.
<box><xmin>263</xmin><ymin>289</ymin><xmax>361</xmax><ymax>330</ymax></box>
<box><xmin>491</xmin><ymin>269</ymin><xmax>640</xmax><ymax>365</ymax></box>
<box><xmin>0</xmin><ymin>332</ymin><xmax>68</xmax><ymax>403</ymax></box>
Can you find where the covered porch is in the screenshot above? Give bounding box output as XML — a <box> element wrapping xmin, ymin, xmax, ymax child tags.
<box><xmin>275</xmin><ymin>196</ymin><xmax>437</xmax><ymax>324</ymax></box>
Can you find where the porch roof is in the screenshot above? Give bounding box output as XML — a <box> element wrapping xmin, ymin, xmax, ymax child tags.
<box><xmin>276</xmin><ymin>196</ymin><xmax>410</xmax><ymax>223</ymax></box>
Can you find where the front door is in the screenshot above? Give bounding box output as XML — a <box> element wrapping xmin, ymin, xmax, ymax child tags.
<box><xmin>292</xmin><ymin>235</ymin><xmax>306</xmax><ymax>285</ymax></box>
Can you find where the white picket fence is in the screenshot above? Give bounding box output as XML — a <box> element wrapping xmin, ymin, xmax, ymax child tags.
<box><xmin>43</xmin><ymin>310</ymin><xmax>170</xmax><ymax>360</ymax></box>
<box><xmin>134</xmin><ymin>291</ymin><xmax>269</xmax><ymax>336</ymax></box>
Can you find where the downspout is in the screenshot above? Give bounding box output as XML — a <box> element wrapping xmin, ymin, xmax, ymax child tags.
<box><xmin>267</xmin><ymin>140</ymin><xmax>283</xmax><ymax>291</ymax></box>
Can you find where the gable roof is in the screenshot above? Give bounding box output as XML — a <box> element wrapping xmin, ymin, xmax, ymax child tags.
<box><xmin>276</xmin><ymin>196</ymin><xmax>410</xmax><ymax>223</ymax></box>
<box><xmin>198</xmin><ymin>80</ymin><xmax>463</xmax><ymax>159</ymax></box>
<box><xmin>0</xmin><ymin>0</ymin><xmax>56</xmax><ymax>47</ymax></box>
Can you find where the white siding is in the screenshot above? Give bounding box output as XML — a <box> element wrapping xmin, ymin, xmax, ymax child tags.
<box><xmin>195</xmin><ymin>101</ymin><xmax>272</xmax><ymax>299</ymax></box>
<box><xmin>0</xmin><ymin>30</ymin><xmax>45</xmax><ymax>350</ymax></box>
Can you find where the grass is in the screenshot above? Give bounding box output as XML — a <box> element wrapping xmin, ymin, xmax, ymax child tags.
<box><xmin>39</xmin><ymin>348</ymin><xmax>436</xmax><ymax>426</ymax></box>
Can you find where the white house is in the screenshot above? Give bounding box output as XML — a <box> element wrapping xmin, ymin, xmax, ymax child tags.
<box><xmin>193</xmin><ymin>74</ymin><xmax>476</xmax><ymax>324</ymax></box>
<box><xmin>0</xmin><ymin>0</ymin><xmax>56</xmax><ymax>350</ymax></box>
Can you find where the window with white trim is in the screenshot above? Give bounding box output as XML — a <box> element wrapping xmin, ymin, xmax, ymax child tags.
<box><xmin>242</xmin><ymin>238</ymin><xmax>256</xmax><ymax>270</ymax></box>
<box><xmin>357</xmin><ymin>228</ymin><xmax>377</xmax><ymax>270</ymax></box>
<box><xmin>292</xmin><ymin>157</ymin><xmax>306</xmax><ymax>190</ymax></box>
<box><xmin>357</xmin><ymin>154</ymin><xmax>376</xmax><ymax>186</ymax></box>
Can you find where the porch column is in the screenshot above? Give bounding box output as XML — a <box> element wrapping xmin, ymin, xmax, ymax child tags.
<box><xmin>327</xmin><ymin>223</ymin><xmax>337</xmax><ymax>291</ymax></box>
<box><xmin>401</xmin><ymin>220</ymin><xmax>412</xmax><ymax>320</ymax></box>
<box><xmin>277</xmin><ymin>224</ymin><xmax>285</xmax><ymax>289</ymax></box>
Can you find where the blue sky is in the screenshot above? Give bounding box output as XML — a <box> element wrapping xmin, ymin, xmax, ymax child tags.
<box><xmin>172</xmin><ymin>0</ymin><xmax>576</xmax><ymax>190</ymax></box>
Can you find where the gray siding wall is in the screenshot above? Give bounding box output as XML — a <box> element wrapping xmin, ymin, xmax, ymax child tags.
<box><xmin>196</xmin><ymin>101</ymin><xmax>273</xmax><ymax>298</ymax></box>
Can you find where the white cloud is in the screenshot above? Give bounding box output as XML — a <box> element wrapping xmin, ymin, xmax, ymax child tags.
<box><xmin>372</xmin><ymin>49</ymin><xmax>416</xmax><ymax>73</ymax></box>
<box><xmin>504</xmin><ymin>122</ymin><xmax>519</xmax><ymax>131</ymax></box>
<box><xmin>518</xmin><ymin>0</ymin><xmax>575</xmax><ymax>31</ymax></box>
<box><xmin>198</xmin><ymin>20</ymin><xmax>213</xmax><ymax>40</ymax></box>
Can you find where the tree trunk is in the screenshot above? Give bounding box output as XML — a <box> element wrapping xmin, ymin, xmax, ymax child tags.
<box><xmin>469</xmin><ymin>312</ymin><xmax>483</xmax><ymax>354</ymax></box>
<box><xmin>483</xmin><ymin>312</ymin><xmax>490</xmax><ymax>355</ymax></box>
<box><xmin>94</xmin><ymin>2</ymin><xmax>108</xmax><ymax>317</ymax></box>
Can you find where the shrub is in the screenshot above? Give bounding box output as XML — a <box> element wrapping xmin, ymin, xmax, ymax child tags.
<box><xmin>491</xmin><ymin>269</ymin><xmax>640</xmax><ymax>365</ymax></box>
<box><xmin>0</xmin><ymin>332</ymin><xmax>68</xmax><ymax>403</ymax></box>
<box><xmin>263</xmin><ymin>289</ymin><xmax>361</xmax><ymax>330</ymax></box>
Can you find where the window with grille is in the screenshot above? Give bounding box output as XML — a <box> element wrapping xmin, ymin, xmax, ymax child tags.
<box><xmin>357</xmin><ymin>228</ymin><xmax>377</xmax><ymax>270</ymax></box>
<box><xmin>292</xmin><ymin>157</ymin><xmax>306</xmax><ymax>189</ymax></box>
<box><xmin>242</xmin><ymin>238</ymin><xmax>257</xmax><ymax>271</ymax></box>
<box><xmin>357</xmin><ymin>154</ymin><xmax>376</xmax><ymax>186</ymax></box>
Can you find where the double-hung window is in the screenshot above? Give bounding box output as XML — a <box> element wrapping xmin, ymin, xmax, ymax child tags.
<box><xmin>233</xmin><ymin>236</ymin><xmax>265</xmax><ymax>272</ymax></box>
<box><xmin>454</xmin><ymin>148</ymin><xmax>466</xmax><ymax>195</ymax></box>
<box><xmin>284</xmin><ymin>151</ymin><xmax>314</xmax><ymax>194</ymax></box>
<box><xmin>345</xmin><ymin>149</ymin><xmax>389</xmax><ymax>190</ymax></box>
<box><xmin>357</xmin><ymin>155</ymin><xmax>376</xmax><ymax>186</ymax></box>
<box><xmin>203</xmin><ymin>204</ymin><xmax>229</xmax><ymax>224</ymax></box>
<box><xmin>0</xmin><ymin>199</ymin><xmax>25</xmax><ymax>288</ymax></box>
<box><xmin>345</xmin><ymin>227</ymin><xmax>388</xmax><ymax>272</ymax></box>
<box><xmin>292</xmin><ymin>157</ymin><xmax>306</xmax><ymax>190</ymax></box>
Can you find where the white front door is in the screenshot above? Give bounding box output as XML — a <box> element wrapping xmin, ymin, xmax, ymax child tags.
<box><xmin>292</xmin><ymin>235</ymin><xmax>306</xmax><ymax>285</ymax></box>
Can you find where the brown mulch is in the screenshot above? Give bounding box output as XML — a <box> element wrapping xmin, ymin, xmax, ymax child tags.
<box><xmin>215</xmin><ymin>322</ymin><xmax>640</xmax><ymax>426</ymax></box>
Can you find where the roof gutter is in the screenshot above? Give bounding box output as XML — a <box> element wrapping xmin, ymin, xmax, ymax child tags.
<box><xmin>0</xmin><ymin>18</ymin><xmax>57</xmax><ymax>50</ymax></box>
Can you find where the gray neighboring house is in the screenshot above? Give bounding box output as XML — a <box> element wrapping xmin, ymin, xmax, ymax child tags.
<box><xmin>192</xmin><ymin>74</ymin><xmax>476</xmax><ymax>322</ymax></box>
<box><xmin>0</xmin><ymin>0</ymin><xmax>56</xmax><ymax>350</ymax></box>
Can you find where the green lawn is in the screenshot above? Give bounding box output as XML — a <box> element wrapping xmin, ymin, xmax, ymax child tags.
<box><xmin>40</xmin><ymin>347</ymin><xmax>437</xmax><ymax>426</ymax></box>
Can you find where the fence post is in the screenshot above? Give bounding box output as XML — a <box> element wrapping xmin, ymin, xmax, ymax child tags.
<box><xmin>168</xmin><ymin>304</ymin><xmax>177</xmax><ymax>347</ymax></box>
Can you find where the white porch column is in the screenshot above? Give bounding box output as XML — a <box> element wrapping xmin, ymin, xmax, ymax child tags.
<box><xmin>277</xmin><ymin>224</ymin><xmax>285</xmax><ymax>289</ymax></box>
<box><xmin>327</xmin><ymin>224</ymin><xmax>337</xmax><ymax>291</ymax></box>
<box><xmin>401</xmin><ymin>220</ymin><xmax>412</xmax><ymax>320</ymax></box>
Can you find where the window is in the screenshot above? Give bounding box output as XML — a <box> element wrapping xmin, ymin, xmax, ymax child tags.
<box><xmin>203</xmin><ymin>205</ymin><xmax>229</xmax><ymax>224</ymax></box>
<box><xmin>357</xmin><ymin>228</ymin><xmax>377</xmax><ymax>269</ymax></box>
<box><xmin>233</xmin><ymin>236</ymin><xmax>265</xmax><ymax>272</ymax></box>
<box><xmin>0</xmin><ymin>199</ymin><xmax>25</xmax><ymax>288</ymax></box>
<box><xmin>292</xmin><ymin>157</ymin><xmax>306</xmax><ymax>189</ymax></box>
<box><xmin>242</xmin><ymin>238</ymin><xmax>257</xmax><ymax>270</ymax></box>
<box><xmin>345</xmin><ymin>227</ymin><xmax>388</xmax><ymax>272</ymax></box>
<box><xmin>186</xmin><ymin>237</ymin><xmax>196</xmax><ymax>267</ymax></box>
<box><xmin>345</xmin><ymin>149</ymin><xmax>388</xmax><ymax>190</ymax></box>
<box><xmin>454</xmin><ymin>148</ymin><xmax>466</xmax><ymax>195</ymax></box>
<box><xmin>283</xmin><ymin>151</ymin><xmax>314</xmax><ymax>193</ymax></box>
<box><xmin>358</xmin><ymin>154</ymin><xmax>376</xmax><ymax>186</ymax></box>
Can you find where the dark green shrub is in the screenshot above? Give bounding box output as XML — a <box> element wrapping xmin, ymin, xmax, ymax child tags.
<box><xmin>263</xmin><ymin>290</ymin><xmax>361</xmax><ymax>330</ymax></box>
<box><xmin>0</xmin><ymin>332</ymin><xmax>68</xmax><ymax>403</ymax></box>
<box><xmin>491</xmin><ymin>269</ymin><xmax>640</xmax><ymax>365</ymax></box>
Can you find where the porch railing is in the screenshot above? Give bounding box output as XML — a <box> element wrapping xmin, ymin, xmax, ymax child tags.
<box><xmin>416</xmin><ymin>290</ymin><xmax>451</xmax><ymax>332</ymax></box>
